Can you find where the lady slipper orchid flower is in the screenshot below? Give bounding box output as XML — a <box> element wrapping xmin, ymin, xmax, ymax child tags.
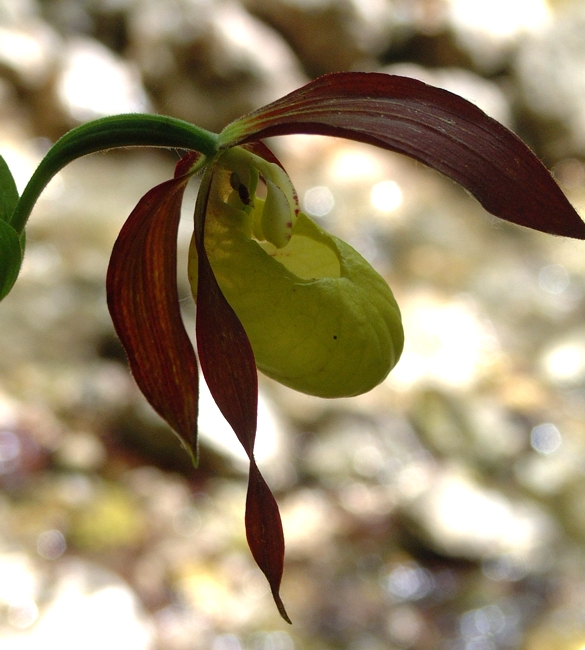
<box><xmin>1</xmin><ymin>72</ymin><xmax>584</xmax><ymax>622</ymax></box>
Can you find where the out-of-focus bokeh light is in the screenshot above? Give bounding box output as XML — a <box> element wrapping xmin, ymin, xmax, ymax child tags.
<box><xmin>380</xmin><ymin>561</ymin><xmax>434</xmax><ymax>602</ymax></box>
<box><xmin>459</xmin><ymin>603</ymin><xmax>521</xmax><ymax>648</ymax></box>
<box><xmin>57</xmin><ymin>39</ymin><xmax>151</xmax><ymax>120</ymax></box>
<box><xmin>388</xmin><ymin>293</ymin><xmax>500</xmax><ymax>389</ymax></box>
<box><xmin>385</xmin><ymin>604</ymin><xmax>425</xmax><ymax>647</ymax></box>
<box><xmin>370</xmin><ymin>179</ymin><xmax>403</xmax><ymax>213</ymax></box>
<box><xmin>0</xmin><ymin>430</ymin><xmax>21</xmax><ymax>474</ymax></box>
<box><xmin>0</xmin><ymin>25</ymin><xmax>57</xmax><ymax>87</ymax></box>
<box><xmin>540</xmin><ymin>338</ymin><xmax>585</xmax><ymax>385</ymax></box>
<box><xmin>8</xmin><ymin>599</ymin><xmax>39</xmax><ymax>630</ymax></box>
<box><xmin>410</xmin><ymin>467</ymin><xmax>554</xmax><ymax>558</ymax></box>
<box><xmin>449</xmin><ymin>0</ymin><xmax>550</xmax><ymax>38</ymax></box>
<box><xmin>36</xmin><ymin>529</ymin><xmax>66</xmax><ymax>560</ymax></box>
<box><xmin>303</xmin><ymin>185</ymin><xmax>335</xmax><ymax>217</ymax></box>
<box><xmin>329</xmin><ymin>148</ymin><xmax>385</xmax><ymax>181</ymax></box>
<box><xmin>539</xmin><ymin>263</ymin><xmax>570</xmax><ymax>295</ymax></box>
<box><xmin>212</xmin><ymin>633</ymin><xmax>242</xmax><ymax>650</ymax></box>
<box><xmin>482</xmin><ymin>553</ymin><xmax>528</xmax><ymax>582</ymax></box>
<box><xmin>27</xmin><ymin>578</ymin><xmax>153</xmax><ymax>650</ymax></box>
<box><xmin>249</xmin><ymin>630</ymin><xmax>294</xmax><ymax>650</ymax></box>
<box><xmin>531</xmin><ymin>423</ymin><xmax>562</xmax><ymax>455</ymax></box>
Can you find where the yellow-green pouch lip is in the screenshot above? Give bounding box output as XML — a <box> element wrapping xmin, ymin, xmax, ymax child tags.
<box><xmin>189</xmin><ymin>192</ymin><xmax>403</xmax><ymax>398</ymax></box>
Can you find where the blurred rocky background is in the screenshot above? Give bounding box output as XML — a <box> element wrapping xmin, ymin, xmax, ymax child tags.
<box><xmin>2</xmin><ymin>0</ymin><xmax>585</xmax><ymax>648</ymax></box>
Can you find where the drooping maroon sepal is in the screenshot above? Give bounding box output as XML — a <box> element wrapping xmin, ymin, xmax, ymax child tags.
<box><xmin>193</xmin><ymin>167</ymin><xmax>291</xmax><ymax>623</ymax></box>
<box><xmin>106</xmin><ymin>159</ymin><xmax>200</xmax><ymax>464</ymax></box>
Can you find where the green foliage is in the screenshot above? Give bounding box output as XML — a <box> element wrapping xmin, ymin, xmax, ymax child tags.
<box><xmin>0</xmin><ymin>155</ymin><xmax>23</xmax><ymax>301</ymax></box>
<box><xmin>0</xmin><ymin>155</ymin><xmax>18</xmax><ymax>222</ymax></box>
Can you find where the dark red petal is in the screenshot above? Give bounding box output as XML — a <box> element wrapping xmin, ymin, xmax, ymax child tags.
<box><xmin>246</xmin><ymin>462</ymin><xmax>290</xmax><ymax>623</ymax></box>
<box><xmin>241</xmin><ymin>141</ymin><xmax>287</xmax><ymax>170</ymax></box>
<box><xmin>193</xmin><ymin>171</ymin><xmax>258</xmax><ymax>455</ymax></box>
<box><xmin>106</xmin><ymin>168</ymin><xmax>199</xmax><ymax>464</ymax></box>
<box><xmin>220</xmin><ymin>72</ymin><xmax>585</xmax><ymax>239</ymax></box>
<box><xmin>193</xmin><ymin>169</ymin><xmax>290</xmax><ymax>622</ymax></box>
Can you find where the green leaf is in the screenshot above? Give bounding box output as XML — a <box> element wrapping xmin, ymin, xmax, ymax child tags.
<box><xmin>220</xmin><ymin>72</ymin><xmax>585</xmax><ymax>239</ymax></box>
<box><xmin>0</xmin><ymin>155</ymin><xmax>19</xmax><ymax>223</ymax></box>
<box><xmin>0</xmin><ymin>218</ymin><xmax>24</xmax><ymax>301</ymax></box>
<box><xmin>0</xmin><ymin>154</ymin><xmax>22</xmax><ymax>300</ymax></box>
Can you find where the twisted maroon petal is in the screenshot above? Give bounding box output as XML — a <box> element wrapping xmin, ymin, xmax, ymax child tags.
<box><xmin>193</xmin><ymin>168</ymin><xmax>291</xmax><ymax>623</ymax></box>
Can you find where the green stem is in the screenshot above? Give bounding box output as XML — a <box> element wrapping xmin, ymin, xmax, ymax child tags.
<box><xmin>10</xmin><ymin>114</ymin><xmax>219</xmax><ymax>235</ymax></box>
